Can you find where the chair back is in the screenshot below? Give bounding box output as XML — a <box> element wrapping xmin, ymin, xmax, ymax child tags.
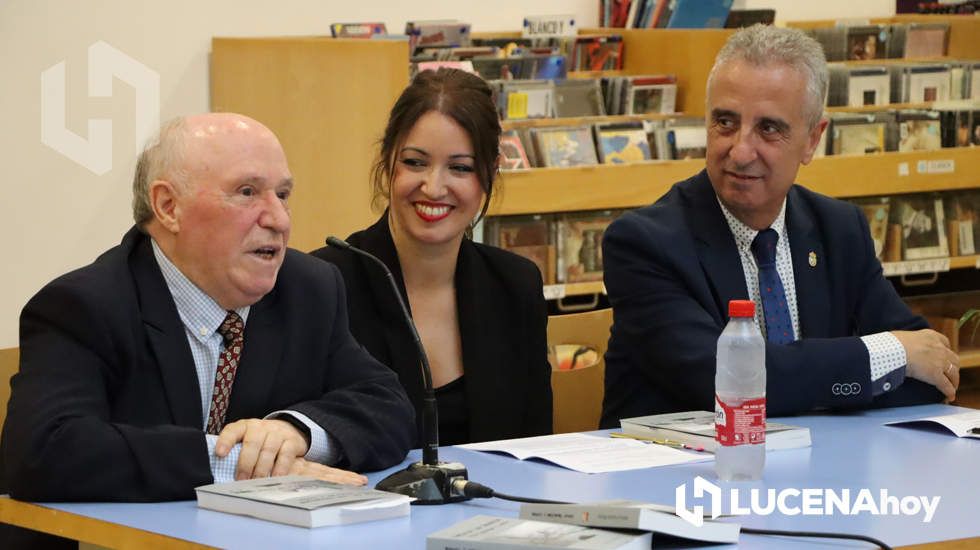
<box><xmin>547</xmin><ymin>308</ymin><xmax>612</xmax><ymax>434</ymax></box>
<box><xmin>0</xmin><ymin>347</ymin><xmax>19</xmax><ymax>430</ymax></box>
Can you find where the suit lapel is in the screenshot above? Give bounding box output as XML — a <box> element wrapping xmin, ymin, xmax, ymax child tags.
<box><xmin>226</xmin><ymin>286</ymin><xmax>284</xmax><ymax>420</ymax></box>
<box><xmin>130</xmin><ymin>231</ymin><xmax>203</xmax><ymax>428</ymax></box>
<box><xmin>687</xmin><ymin>172</ymin><xmax>749</xmax><ymax>322</ymax></box>
<box><xmin>786</xmin><ymin>187</ymin><xmax>830</xmax><ymax>338</ymax></box>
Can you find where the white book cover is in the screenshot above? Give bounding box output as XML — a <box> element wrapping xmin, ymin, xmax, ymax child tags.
<box><xmin>620</xmin><ymin>410</ymin><xmax>811</xmax><ymax>452</ymax></box>
<box><xmin>195</xmin><ymin>475</ymin><xmax>411</xmax><ymax>528</ymax></box>
<box><xmin>885</xmin><ymin>410</ymin><xmax>980</xmax><ymax>438</ymax></box>
<box><xmin>848</xmin><ymin>73</ymin><xmax>890</xmax><ymax>107</ymax></box>
<box><xmin>427</xmin><ymin>514</ymin><xmax>652</xmax><ymax>550</ymax></box>
<box><xmin>520</xmin><ymin>500</ymin><xmax>740</xmax><ymax>544</ymax></box>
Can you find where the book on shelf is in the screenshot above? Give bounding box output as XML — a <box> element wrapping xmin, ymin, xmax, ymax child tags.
<box><xmin>594</xmin><ymin>122</ymin><xmax>652</xmax><ymax>164</ymax></box>
<box><xmin>499</xmin><ymin>80</ymin><xmax>554</xmax><ymax>120</ymax></box>
<box><xmin>426</xmin><ymin>514</ymin><xmax>652</xmax><ymax>550</ymax></box>
<box><xmin>553</xmin><ymin>79</ymin><xmax>605</xmax><ymax>118</ymax></box>
<box><xmin>519</xmin><ymin>499</ymin><xmax>740</xmax><ymax>544</ymax></box>
<box><xmin>853</xmin><ymin>196</ymin><xmax>892</xmax><ymax>260</ymax></box>
<box><xmin>846</xmin><ymin>25</ymin><xmax>889</xmax><ymax>61</ymax></box>
<box><xmin>329</xmin><ymin>22</ymin><xmax>387</xmax><ymax>38</ymax></box>
<box><xmin>896</xmin><ymin>110</ymin><xmax>942</xmax><ymax>152</ymax></box>
<box><xmin>946</xmin><ymin>191</ymin><xmax>979</xmax><ymax>256</ymax></box>
<box><xmin>900</xmin><ymin>22</ymin><xmax>949</xmax><ymax>59</ymax></box>
<box><xmin>531</xmin><ymin>126</ymin><xmax>599</xmax><ymax>168</ymax></box>
<box><xmin>828</xmin><ymin>113</ymin><xmax>891</xmax><ymax>156</ymax></box>
<box><xmin>892</xmin><ymin>194</ymin><xmax>949</xmax><ymax>260</ymax></box>
<box><xmin>572</xmin><ymin>35</ymin><xmax>624</xmax><ymax>71</ymax></box>
<box><xmin>664</xmin><ymin>0</ymin><xmax>733</xmax><ymax>29</ymax></box>
<box><xmin>619</xmin><ymin>410</ymin><xmax>812</xmax><ymax>453</ymax></box>
<box><xmin>486</xmin><ymin>214</ymin><xmax>557</xmax><ymax>284</ymax></box>
<box><xmin>195</xmin><ymin>475</ymin><xmax>411</xmax><ymax>528</ymax></box>
<box><xmin>500</xmin><ymin>131</ymin><xmax>532</xmax><ymax>170</ymax></box>
<box><xmin>405</xmin><ymin>20</ymin><xmax>472</xmax><ymax>52</ymax></box>
<box><xmin>557</xmin><ymin>211</ymin><xmax>618</xmax><ymax>283</ymax></box>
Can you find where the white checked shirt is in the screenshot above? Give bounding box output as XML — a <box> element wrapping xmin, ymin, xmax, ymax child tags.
<box><xmin>152</xmin><ymin>240</ymin><xmax>335</xmax><ymax>482</ymax></box>
<box><xmin>717</xmin><ymin>199</ymin><xmax>907</xmax><ymax>395</ymax></box>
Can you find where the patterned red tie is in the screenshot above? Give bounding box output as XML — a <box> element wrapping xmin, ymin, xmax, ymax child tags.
<box><xmin>206</xmin><ymin>311</ymin><xmax>244</xmax><ymax>434</ymax></box>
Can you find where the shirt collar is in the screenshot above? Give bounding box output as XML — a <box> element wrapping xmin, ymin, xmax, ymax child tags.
<box><xmin>151</xmin><ymin>239</ymin><xmax>249</xmax><ymax>343</ymax></box>
<box><xmin>717</xmin><ymin>197</ymin><xmax>789</xmax><ymax>251</ymax></box>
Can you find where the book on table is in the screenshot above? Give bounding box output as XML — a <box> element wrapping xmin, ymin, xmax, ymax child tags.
<box><xmin>620</xmin><ymin>410</ymin><xmax>811</xmax><ymax>452</ymax></box>
<box><xmin>426</xmin><ymin>514</ymin><xmax>651</xmax><ymax>550</ymax></box>
<box><xmin>519</xmin><ymin>499</ymin><xmax>739</xmax><ymax>544</ymax></box>
<box><xmin>195</xmin><ymin>475</ymin><xmax>411</xmax><ymax>528</ymax></box>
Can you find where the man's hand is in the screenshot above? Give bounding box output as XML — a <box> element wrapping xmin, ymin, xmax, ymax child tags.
<box><xmin>289</xmin><ymin>458</ymin><xmax>368</xmax><ymax>486</ymax></box>
<box><xmin>216</xmin><ymin>418</ymin><xmax>310</xmax><ymax>480</ymax></box>
<box><xmin>892</xmin><ymin>329</ymin><xmax>959</xmax><ymax>401</ymax></box>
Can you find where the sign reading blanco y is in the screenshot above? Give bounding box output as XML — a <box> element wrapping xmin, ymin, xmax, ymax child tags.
<box><xmin>523</xmin><ymin>15</ymin><xmax>577</xmax><ymax>38</ymax></box>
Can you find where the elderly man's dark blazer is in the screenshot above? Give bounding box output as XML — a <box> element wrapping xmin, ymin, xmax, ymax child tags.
<box><xmin>600</xmin><ymin>170</ymin><xmax>942</xmax><ymax>427</ymax></box>
<box><xmin>311</xmin><ymin>214</ymin><xmax>552</xmax><ymax>445</ymax></box>
<box><xmin>1</xmin><ymin>227</ymin><xmax>415</xmax><ymax>502</ymax></box>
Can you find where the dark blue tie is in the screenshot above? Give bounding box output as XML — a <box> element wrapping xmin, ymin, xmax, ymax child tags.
<box><xmin>751</xmin><ymin>229</ymin><xmax>795</xmax><ymax>345</ymax></box>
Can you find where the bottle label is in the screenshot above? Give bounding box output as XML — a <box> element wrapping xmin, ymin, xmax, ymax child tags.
<box><xmin>715</xmin><ymin>395</ymin><xmax>766</xmax><ymax>447</ymax></box>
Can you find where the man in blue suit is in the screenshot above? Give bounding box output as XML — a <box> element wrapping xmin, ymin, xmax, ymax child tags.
<box><xmin>601</xmin><ymin>25</ymin><xmax>959</xmax><ymax>426</ymax></box>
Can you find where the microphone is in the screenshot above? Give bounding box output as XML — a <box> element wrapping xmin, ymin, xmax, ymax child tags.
<box><xmin>326</xmin><ymin>236</ymin><xmax>469</xmax><ymax>504</ymax></box>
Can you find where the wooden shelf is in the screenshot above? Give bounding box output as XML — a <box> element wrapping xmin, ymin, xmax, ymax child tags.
<box><xmin>501</xmin><ymin>112</ymin><xmax>681</xmax><ymax>130</ymax></box>
<box><xmin>491</xmin><ymin>159</ymin><xmax>703</xmax><ymax>216</ymax></box>
<box><xmin>492</xmin><ymin>148</ymin><xmax>980</xmax><ymax>217</ymax></box>
<box><xmin>799</xmin><ymin>147</ymin><xmax>980</xmax><ymax>199</ymax></box>
<box><xmin>960</xmin><ymin>348</ymin><xmax>980</xmax><ymax>369</ymax></box>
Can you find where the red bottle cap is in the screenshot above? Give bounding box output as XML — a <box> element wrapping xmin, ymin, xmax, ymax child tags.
<box><xmin>728</xmin><ymin>300</ymin><xmax>755</xmax><ymax>318</ymax></box>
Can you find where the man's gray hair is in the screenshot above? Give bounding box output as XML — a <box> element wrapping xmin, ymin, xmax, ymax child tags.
<box><xmin>707</xmin><ymin>24</ymin><xmax>828</xmax><ymax>129</ymax></box>
<box><xmin>132</xmin><ymin>117</ymin><xmax>188</xmax><ymax>226</ymax></box>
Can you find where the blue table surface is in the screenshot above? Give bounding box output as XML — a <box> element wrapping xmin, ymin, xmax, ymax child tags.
<box><xmin>31</xmin><ymin>404</ymin><xmax>980</xmax><ymax>548</ymax></box>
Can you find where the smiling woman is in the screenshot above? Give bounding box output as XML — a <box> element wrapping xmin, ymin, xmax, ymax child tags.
<box><xmin>311</xmin><ymin>68</ymin><xmax>553</xmax><ymax>446</ymax></box>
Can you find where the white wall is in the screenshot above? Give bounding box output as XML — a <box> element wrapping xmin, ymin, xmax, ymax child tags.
<box><xmin>0</xmin><ymin>0</ymin><xmax>895</xmax><ymax>348</ymax></box>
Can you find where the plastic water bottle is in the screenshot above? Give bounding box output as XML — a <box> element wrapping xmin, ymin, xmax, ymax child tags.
<box><xmin>715</xmin><ymin>299</ymin><xmax>766</xmax><ymax>481</ymax></box>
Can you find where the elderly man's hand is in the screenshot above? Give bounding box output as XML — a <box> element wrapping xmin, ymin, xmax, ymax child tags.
<box><xmin>288</xmin><ymin>458</ymin><xmax>368</xmax><ymax>486</ymax></box>
<box><xmin>892</xmin><ymin>329</ymin><xmax>959</xmax><ymax>402</ymax></box>
<box><xmin>216</xmin><ymin>418</ymin><xmax>310</xmax><ymax>480</ymax></box>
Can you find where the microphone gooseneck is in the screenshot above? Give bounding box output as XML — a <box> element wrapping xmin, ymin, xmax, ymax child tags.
<box><xmin>325</xmin><ymin>236</ymin><xmax>469</xmax><ymax>504</ymax></box>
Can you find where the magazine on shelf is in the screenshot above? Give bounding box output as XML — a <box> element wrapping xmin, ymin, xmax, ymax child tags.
<box><xmin>532</xmin><ymin>126</ymin><xmax>598</xmax><ymax>168</ymax></box>
<box><xmin>557</xmin><ymin>211</ymin><xmax>617</xmax><ymax>283</ymax></box>
<box><xmin>619</xmin><ymin>410</ymin><xmax>811</xmax><ymax>452</ymax></box>
<box><xmin>195</xmin><ymin>476</ymin><xmax>411</xmax><ymax>528</ymax></box>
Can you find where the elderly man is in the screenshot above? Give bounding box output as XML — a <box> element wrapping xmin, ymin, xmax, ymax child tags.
<box><xmin>600</xmin><ymin>25</ymin><xmax>958</xmax><ymax>426</ymax></box>
<box><xmin>1</xmin><ymin>113</ymin><xmax>415</xmax><ymax>503</ymax></box>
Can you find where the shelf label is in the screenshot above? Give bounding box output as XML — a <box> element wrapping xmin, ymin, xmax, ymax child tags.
<box><xmin>882</xmin><ymin>258</ymin><xmax>950</xmax><ymax>277</ymax></box>
<box><xmin>522</xmin><ymin>15</ymin><xmax>576</xmax><ymax>38</ymax></box>
<box><xmin>915</xmin><ymin>159</ymin><xmax>955</xmax><ymax>174</ymax></box>
<box><xmin>897</xmin><ymin>162</ymin><xmax>909</xmax><ymax>177</ymax></box>
<box><xmin>543</xmin><ymin>284</ymin><xmax>566</xmax><ymax>300</ymax></box>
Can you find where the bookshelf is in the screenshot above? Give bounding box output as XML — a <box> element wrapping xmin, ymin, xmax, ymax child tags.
<box><xmin>208</xmin><ymin>20</ymin><xmax>980</xmax><ymax>369</ymax></box>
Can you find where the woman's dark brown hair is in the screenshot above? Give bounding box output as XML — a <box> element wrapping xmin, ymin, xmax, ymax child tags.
<box><xmin>372</xmin><ymin>68</ymin><xmax>501</xmax><ymax>223</ymax></box>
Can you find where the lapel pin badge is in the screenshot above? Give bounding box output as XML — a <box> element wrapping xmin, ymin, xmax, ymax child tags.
<box><xmin>808</xmin><ymin>251</ymin><xmax>817</xmax><ymax>267</ymax></box>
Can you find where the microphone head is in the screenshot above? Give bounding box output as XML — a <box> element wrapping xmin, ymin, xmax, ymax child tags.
<box><xmin>325</xmin><ymin>236</ymin><xmax>350</xmax><ymax>249</ymax></box>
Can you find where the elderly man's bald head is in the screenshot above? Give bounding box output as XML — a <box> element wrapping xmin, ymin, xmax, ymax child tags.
<box><xmin>132</xmin><ymin>113</ymin><xmax>280</xmax><ymax>227</ymax></box>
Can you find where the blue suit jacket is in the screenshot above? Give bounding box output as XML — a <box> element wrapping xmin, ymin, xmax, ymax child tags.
<box><xmin>1</xmin><ymin>227</ymin><xmax>415</xmax><ymax>502</ymax></box>
<box><xmin>600</xmin><ymin>170</ymin><xmax>942</xmax><ymax>427</ymax></box>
